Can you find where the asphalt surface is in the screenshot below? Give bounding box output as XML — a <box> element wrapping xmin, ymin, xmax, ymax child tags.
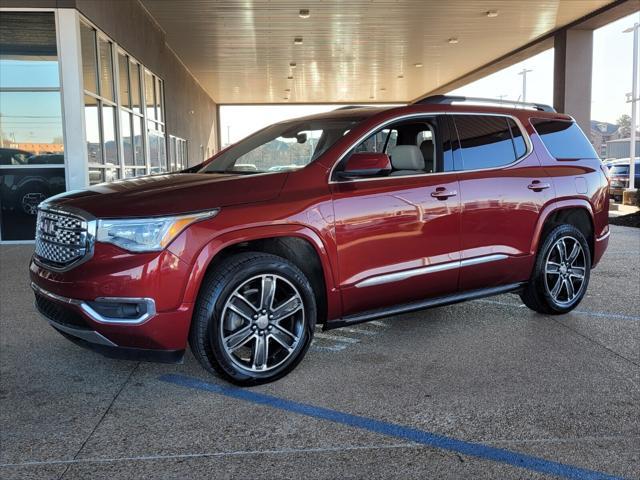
<box><xmin>1</xmin><ymin>225</ymin><xmax>638</xmax><ymax>479</ymax></box>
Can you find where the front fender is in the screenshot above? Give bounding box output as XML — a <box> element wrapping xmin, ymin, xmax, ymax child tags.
<box><xmin>177</xmin><ymin>223</ymin><xmax>341</xmax><ymax>321</ymax></box>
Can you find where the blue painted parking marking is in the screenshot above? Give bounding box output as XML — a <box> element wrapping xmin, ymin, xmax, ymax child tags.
<box><xmin>160</xmin><ymin>374</ymin><xmax>626</xmax><ymax>480</ymax></box>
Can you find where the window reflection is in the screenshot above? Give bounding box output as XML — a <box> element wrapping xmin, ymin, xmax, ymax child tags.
<box><xmin>121</xmin><ymin>111</ymin><xmax>134</xmax><ymax>166</ymax></box>
<box><xmin>0</xmin><ymin>13</ymin><xmax>60</xmax><ymax>89</ymax></box>
<box><xmin>0</xmin><ymin>91</ymin><xmax>64</xmax><ymax>161</ymax></box>
<box><xmin>0</xmin><ymin>12</ymin><xmax>65</xmax><ymax>241</ymax></box>
<box><xmin>84</xmin><ymin>94</ymin><xmax>102</xmax><ymax>164</ymax></box>
<box><xmin>102</xmin><ymin>105</ymin><xmax>118</xmax><ymax>166</ymax></box>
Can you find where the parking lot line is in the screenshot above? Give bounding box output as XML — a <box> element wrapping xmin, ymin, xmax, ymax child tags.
<box><xmin>160</xmin><ymin>374</ymin><xmax>627</xmax><ymax>480</ymax></box>
<box><xmin>474</xmin><ymin>299</ymin><xmax>640</xmax><ymax>321</ymax></box>
<box><xmin>0</xmin><ymin>443</ymin><xmax>420</xmax><ymax>468</ymax></box>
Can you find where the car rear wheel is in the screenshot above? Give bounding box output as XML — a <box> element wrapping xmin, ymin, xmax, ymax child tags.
<box><xmin>189</xmin><ymin>252</ymin><xmax>316</xmax><ymax>385</ymax></box>
<box><xmin>520</xmin><ymin>224</ymin><xmax>591</xmax><ymax>315</ymax></box>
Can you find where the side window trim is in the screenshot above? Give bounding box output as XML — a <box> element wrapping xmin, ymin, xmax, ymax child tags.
<box><xmin>450</xmin><ymin>113</ymin><xmax>533</xmax><ymax>173</ymax></box>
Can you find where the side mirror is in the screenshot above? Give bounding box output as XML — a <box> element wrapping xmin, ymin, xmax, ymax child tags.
<box><xmin>337</xmin><ymin>152</ymin><xmax>392</xmax><ymax>179</ymax></box>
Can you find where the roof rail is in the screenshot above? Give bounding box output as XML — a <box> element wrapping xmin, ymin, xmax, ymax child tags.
<box><xmin>413</xmin><ymin>95</ymin><xmax>556</xmax><ymax>113</ymax></box>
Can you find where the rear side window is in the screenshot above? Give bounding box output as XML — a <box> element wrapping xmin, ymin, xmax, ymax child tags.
<box><xmin>453</xmin><ymin>115</ymin><xmax>525</xmax><ymax>170</ymax></box>
<box><xmin>531</xmin><ymin>119</ymin><xmax>598</xmax><ymax>160</ymax></box>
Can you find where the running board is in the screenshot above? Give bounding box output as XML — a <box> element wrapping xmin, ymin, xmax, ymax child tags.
<box><xmin>323</xmin><ymin>283</ymin><xmax>526</xmax><ymax>330</ymax></box>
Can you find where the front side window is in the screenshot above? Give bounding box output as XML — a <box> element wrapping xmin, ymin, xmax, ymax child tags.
<box><xmin>453</xmin><ymin>115</ymin><xmax>523</xmax><ymax>171</ymax></box>
<box><xmin>334</xmin><ymin>115</ymin><xmax>452</xmax><ymax>178</ymax></box>
<box><xmin>200</xmin><ymin>118</ymin><xmax>361</xmax><ymax>174</ymax></box>
<box><xmin>531</xmin><ymin>119</ymin><xmax>599</xmax><ymax>160</ymax></box>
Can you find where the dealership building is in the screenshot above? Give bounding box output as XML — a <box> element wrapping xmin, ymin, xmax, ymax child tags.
<box><xmin>0</xmin><ymin>0</ymin><xmax>637</xmax><ymax>241</ymax></box>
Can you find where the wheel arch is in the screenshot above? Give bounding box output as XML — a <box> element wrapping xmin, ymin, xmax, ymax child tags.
<box><xmin>182</xmin><ymin>224</ymin><xmax>340</xmax><ymax>326</ymax></box>
<box><xmin>532</xmin><ymin>200</ymin><xmax>595</xmax><ymax>263</ymax></box>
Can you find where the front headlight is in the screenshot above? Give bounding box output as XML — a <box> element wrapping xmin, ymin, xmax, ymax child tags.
<box><xmin>96</xmin><ymin>209</ymin><xmax>219</xmax><ymax>252</ymax></box>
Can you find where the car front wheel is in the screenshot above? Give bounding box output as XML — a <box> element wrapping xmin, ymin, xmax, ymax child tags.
<box><xmin>189</xmin><ymin>252</ymin><xmax>316</xmax><ymax>385</ymax></box>
<box><xmin>520</xmin><ymin>224</ymin><xmax>591</xmax><ymax>315</ymax></box>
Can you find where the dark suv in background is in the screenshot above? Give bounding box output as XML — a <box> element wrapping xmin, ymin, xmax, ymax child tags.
<box><xmin>31</xmin><ymin>96</ymin><xmax>609</xmax><ymax>384</ymax></box>
<box><xmin>607</xmin><ymin>159</ymin><xmax>639</xmax><ymax>202</ymax></box>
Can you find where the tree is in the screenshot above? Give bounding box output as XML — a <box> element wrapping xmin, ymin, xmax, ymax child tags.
<box><xmin>616</xmin><ymin>114</ymin><xmax>631</xmax><ymax>137</ymax></box>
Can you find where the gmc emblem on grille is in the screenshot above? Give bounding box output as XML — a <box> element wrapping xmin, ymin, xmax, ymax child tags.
<box><xmin>41</xmin><ymin>218</ymin><xmax>57</xmax><ymax>235</ymax></box>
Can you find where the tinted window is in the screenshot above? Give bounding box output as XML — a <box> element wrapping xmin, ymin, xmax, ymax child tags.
<box><xmin>508</xmin><ymin>119</ymin><xmax>527</xmax><ymax>158</ymax></box>
<box><xmin>454</xmin><ymin>115</ymin><xmax>517</xmax><ymax>170</ymax></box>
<box><xmin>531</xmin><ymin>119</ymin><xmax>598</xmax><ymax>160</ymax></box>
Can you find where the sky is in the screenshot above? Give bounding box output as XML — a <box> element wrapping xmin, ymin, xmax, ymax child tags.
<box><xmin>220</xmin><ymin>11</ymin><xmax>640</xmax><ymax>145</ymax></box>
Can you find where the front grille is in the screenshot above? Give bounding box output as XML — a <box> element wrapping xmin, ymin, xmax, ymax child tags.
<box><xmin>34</xmin><ymin>293</ymin><xmax>89</xmax><ymax>329</ymax></box>
<box><xmin>34</xmin><ymin>208</ymin><xmax>90</xmax><ymax>270</ymax></box>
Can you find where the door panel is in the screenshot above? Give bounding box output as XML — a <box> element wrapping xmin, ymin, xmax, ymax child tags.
<box><xmin>457</xmin><ymin>158</ymin><xmax>553</xmax><ymax>290</ymax></box>
<box><xmin>332</xmin><ymin>175</ymin><xmax>461</xmax><ymax>316</ymax></box>
<box><xmin>452</xmin><ymin>115</ymin><xmax>553</xmax><ymax>291</ymax></box>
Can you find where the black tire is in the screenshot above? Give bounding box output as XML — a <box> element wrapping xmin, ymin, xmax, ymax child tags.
<box><xmin>189</xmin><ymin>252</ymin><xmax>316</xmax><ymax>385</ymax></box>
<box><xmin>520</xmin><ymin>224</ymin><xmax>591</xmax><ymax>315</ymax></box>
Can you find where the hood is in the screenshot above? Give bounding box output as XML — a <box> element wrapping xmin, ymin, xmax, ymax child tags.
<box><xmin>47</xmin><ymin>173</ymin><xmax>287</xmax><ymax>218</ymax></box>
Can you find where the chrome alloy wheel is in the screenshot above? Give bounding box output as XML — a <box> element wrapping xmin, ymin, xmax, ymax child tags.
<box><xmin>220</xmin><ymin>274</ymin><xmax>305</xmax><ymax>373</ymax></box>
<box><xmin>544</xmin><ymin>236</ymin><xmax>587</xmax><ymax>307</ymax></box>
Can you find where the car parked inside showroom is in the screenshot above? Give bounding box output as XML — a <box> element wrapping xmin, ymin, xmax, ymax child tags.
<box><xmin>30</xmin><ymin>96</ymin><xmax>610</xmax><ymax>385</ymax></box>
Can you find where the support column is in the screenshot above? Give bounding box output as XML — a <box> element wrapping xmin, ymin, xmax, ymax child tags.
<box><xmin>553</xmin><ymin>29</ymin><xmax>594</xmax><ymax>135</ymax></box>
<box><xmin>56</xmin><ymin>8</ymin><xmax>90</xmax><ymax>190</ymax></box>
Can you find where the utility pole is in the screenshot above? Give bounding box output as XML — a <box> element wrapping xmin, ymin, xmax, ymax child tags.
<box><xmin>624</xmin><ymin>22</ymin><xmax>639</xmax><ymax>191</ymax></box>
<box><xmin>518</xmin><ymin>68</ymin><xmax>533</xmax><ymax>103</ymax></box>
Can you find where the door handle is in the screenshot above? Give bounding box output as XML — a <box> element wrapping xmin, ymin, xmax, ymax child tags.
<box><xmin>431</xmin><ymin>187</ymin><xmax>457</xmax><ymax>200</ymax></box>
<box><xmin>527</xmin><ymin>181</ymin><xmax>551</xmax><ymax>191</ymax></box>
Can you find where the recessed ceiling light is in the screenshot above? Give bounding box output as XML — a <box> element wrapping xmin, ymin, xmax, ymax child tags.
<box><xmin>285</xmin><ymin>88</ymin><xmax>291</xmax><ymax>92</ymax></box>
<box><xmin>287</xmin><ymin>75</ymin><xmax>294</xmax><ymax>80</ymax></box>
<box><xmin>283</xmin><ymin>96</ymin><xmax>288</xmax><ymax>100</ymax></box>
<box><xmin>448</xmin><ymin>37</ymin><xmax>459</xmax><ymax>44</ymax></box>
<box><xmin>299</xmin><ymin>9</ymin><xmax>310</xmax><ymax>19</ymax></box>
<box><xmin>414</xmin><ymin>62</ymin><xmax>423</xmax><ymax>68</ymax></box>
<box><xmin>294</xmin><ymin>37</ymin><xmax>303</xmax><ymax>45</ymax></box>
<box><xmin>380</xmin><ymin>87</ymin><xmax>386</xmax><ymax>91</ymax></box>
<box><xmin>397</xmin><ymin>74</ymin><xmax>404</xmax><ymax>79</ymax></box>
<box><xmin>369</xmin><ymin>95</ymin><xmax>375</xmax><ymax>99</ymax></box>
<box><xmin>289</xmin><ymin>62</ymin><xmax>297</xmax><ymax>68</ymax></box>
<box><xmin>485</xmin><ymin>10</ymin><xmax>499</xmax><ymax>18</ymax></box>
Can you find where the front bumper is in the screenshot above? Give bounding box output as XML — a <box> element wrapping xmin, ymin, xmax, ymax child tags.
<box><xmin>32</xmin><ymin>282</ymin><xmax>185</xmax><ymax>363</ymax></box>
<box><xmin>30</xmin><ymin>243</ymin><xmax>195</xmax><ymax>350</ymax></box>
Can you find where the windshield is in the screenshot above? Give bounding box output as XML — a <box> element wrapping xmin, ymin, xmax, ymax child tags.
<box><xmin>200</xmin><ymin>117</ymin><xmax>362</xmax><ymax>174</ymax></box>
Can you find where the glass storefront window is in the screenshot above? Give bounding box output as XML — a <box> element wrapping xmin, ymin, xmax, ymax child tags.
<box><xmin>102</xmin><ymin>104</ymin><xmax>117</xmax><ymax>167</ymax></box>
<box><xmin>98</xmin><ymin>37</ymin><xmax>115</xmax><ymax>102</ymax></box>
<box><xmin>145</xmin><ymin>69</ymin><xmax>156</xmax><ymax>121</ymax></box>
<box><xmin>133</xmin><ymin>115</ymin><xmax>144</xmax><ymax>166</ymax></box>
<box><xmin>0</xmin><ymin>12</ymin><xmax>65</xmax><ymax>241</ymax></box>
<box><xmin>120</xmin><ymin>111</ymin><xmax>133</xmax><ymax>166</ymax></box>
<box><xmin>80</xmin><ymin>22</ymin><xmax>98</xmax><ymax>94</ymax></box>
<box><xmin>84</xmin><ymin>94</ymin><xmax>102</xmax><ymax>164</ymax></box>
<box><xmin>118</xmin><ymin>53</ymin><xmax>130</xmax><ymax>108</ymax></box>
<box><xmin>130</xmin><ymin>60</ymin><xmax>142</xmax><ymax>115</ymax></box>
<box><xmin>79</xmin><ymin>20</ymin><xmax>168</xmax><ymax>185</ymax></box>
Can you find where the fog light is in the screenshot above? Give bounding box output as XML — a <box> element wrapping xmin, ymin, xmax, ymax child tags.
<box><xmin>81</xmin><ymin>297</ymin><xmax>156</xmax><ymax>324</ymax></box>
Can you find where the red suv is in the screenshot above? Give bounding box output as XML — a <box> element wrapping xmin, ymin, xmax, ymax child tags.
<box><xmin>31</xmin><ymin>96</ymin><xmax>610</xmax><ymax>385</ymax></box>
